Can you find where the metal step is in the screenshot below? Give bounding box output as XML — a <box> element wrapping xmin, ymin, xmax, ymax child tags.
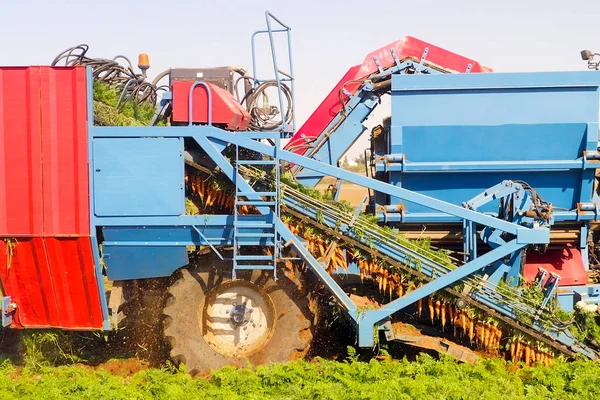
<box><xmin>234</xmin><ymin>255</ymin><xmax>275</xmax><ymax>261</ymax></box>
<box><xmin>237</xmin><ymin>160</ymin><xmax>277</xmax><ymax>165</ymax></box>
<box><xmin>235</xmin><ymin>232</ymin><xmax>275</xmax><ymax>238</ymax></box>
<box><xmin>236</xmin><ymin>222</ymin><xmax>274</xmax><ymax>229</ymax></box>
<box><xmin>237</xmin><ymin>200</ymin><xmax>276</xmax><ymax>206</ymax></box>
<box><xmin>237</xmin><ymin>191</ymin><xmax>277</xmax><ymax>197</ymax></box>
<box><xmin>233</xmin><ymin>264</ymin><xmax>276</xmax><ymax>270</ymax></box>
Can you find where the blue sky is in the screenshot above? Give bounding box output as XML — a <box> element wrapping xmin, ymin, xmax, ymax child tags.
<box><xmin>2</xmin><ymin>0</ymin><xmax>599</xmax><ymax>158</ymax></box>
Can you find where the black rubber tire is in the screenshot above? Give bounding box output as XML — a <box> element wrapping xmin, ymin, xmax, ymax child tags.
<box><xmin>163</xmin><ymin>253</ymin><xmax>314</xmax><ymax>375</ymax></box>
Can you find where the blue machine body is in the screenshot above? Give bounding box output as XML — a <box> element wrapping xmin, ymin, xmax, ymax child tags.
<box><xmin>376</xmin><ymin>72</ymin><xmax>600</xmax><ymax>223</ymax></box>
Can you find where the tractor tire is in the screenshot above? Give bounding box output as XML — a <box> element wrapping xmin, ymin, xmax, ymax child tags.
<box><xmin>163</xmin><ymin>253</ymin><xmax>314</xmax><ymax>375</ymax></box>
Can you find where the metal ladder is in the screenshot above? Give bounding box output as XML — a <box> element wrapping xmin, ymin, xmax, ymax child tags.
<box><xmin>232</xmin><ymin>134</ymin><xmax>281</xmax><ymax>279</ymax></box>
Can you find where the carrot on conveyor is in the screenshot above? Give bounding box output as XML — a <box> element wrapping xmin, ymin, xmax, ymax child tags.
<box><xmin>479</xmin><ymin>323</ymin><xmax>485</xmax><ymax>346</ymax></box>
<box><xmin>434</xmin><ymin>299</ymin><xmax>441</xmax><ymax>320</ymax></box>
<box><xmin>396</xmin><ymin>284</ymin><xmax>403</xmax><ymax>298</ymax></box>
<box><xmin>510</xmin><ymin>339</ymin><xmax>516</xmax><ymax>361</ymax></box>
<box><xmin>428</xmin><ymin>297</ymin><xmax>434</xmax><ymax>324</ymax></box>
<box><xmin>441</xmin><ymin>301</ymin><xmax>446</xmax><ymax>331</ymax></box>
<box><xmin>468</xmin><ymin>319</ymin><xmax>475</xmax><ymax>342</ymax></box>
<box><xmin>515</xmin><ymin>340</ymin><xmax>522</xmax><ymax>363</ymax></box>
<box><xmin>382</xmin><ymin>271</ymin><xmax>388</xmax><ymax>293</ymax></box>
<box><xmin>483</xmin><ymin>324</ymin><xmax>489</xmax><ymax>349</ymax></box>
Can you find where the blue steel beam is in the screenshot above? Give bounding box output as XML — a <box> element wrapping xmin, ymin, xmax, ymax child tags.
<box><xmin>376</xmin><ymin>159</ymin><xmax>590</xmax><ymax>173</ymax></box>
<box><xmin>377</xmin><ymin>210</ymin><xmax>599</xmax><ymax>224</ymax></box>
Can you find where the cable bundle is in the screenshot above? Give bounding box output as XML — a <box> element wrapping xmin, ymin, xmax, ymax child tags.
<box><xmin>51</xmin><ymin>44</ymin><xmax>163</xmax><ymax>108</ymax></box>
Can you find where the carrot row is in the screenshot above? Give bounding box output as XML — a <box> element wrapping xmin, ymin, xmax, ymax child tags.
<box><xmin>509</xmin><ymin>338</ymin><xmax>554</xmax><ymax>366</ymax></box>
<box><xmin>186</xmin><ymin>172</ymin><xmax>258</xmax><ymax>215</ymax></box>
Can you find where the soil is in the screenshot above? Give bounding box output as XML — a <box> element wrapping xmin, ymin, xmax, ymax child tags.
<box><xmin>90</xmin><ymin>358</ymin><xmax>150</xmax><ymax>376</ymax></box>
<box><xmin>315</xmin><ymin>178</ymin><xmax>369</xmax><ymax>207</ymax></box>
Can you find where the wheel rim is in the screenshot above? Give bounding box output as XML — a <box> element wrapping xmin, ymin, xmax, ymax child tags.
<box><xmin>201</xmin><ymin>280</ymin><xmax>276</xmax><ymax>358</ymax></box>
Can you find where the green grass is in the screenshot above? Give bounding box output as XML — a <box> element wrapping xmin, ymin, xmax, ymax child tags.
<box><xmin>1</xmin><ymin>352</ymin><xmax>600</xmax><ymax>399</ymax></box>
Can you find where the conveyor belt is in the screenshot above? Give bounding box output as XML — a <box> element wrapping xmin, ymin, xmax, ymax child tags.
<box><xmin>275</xmin><ymin>180</ymin><xmax>595</xmax><ymax>359</ymax></box>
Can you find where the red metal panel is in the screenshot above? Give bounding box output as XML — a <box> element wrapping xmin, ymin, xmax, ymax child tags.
<box><xmin>356</xmin><ymin>36</ymin><xmax>492</xmax><ymax>78</ymax></box>
<box><xmin>0</xmin><ymin>237</ymin><xmax>102</xmax><ymax>329</ymax></box>
<box><xmin>44</xmin><ymin>237</ymin><xmax>103</xmax><ymax>328</ymax></box>
<box><xmin>285</xmin><ymin>37</ymin><xmax>492</xmax><ymax>156</ymax></box>
<box><xmin>0</xmin><ymin>238</ymin><xmax>61</xmax><ymax>327</ymax></box>
<box><xmin>0</xmin><ymin>68</ymin><xmax>44</xmax><ymax>235</ymax></box>
<box><xmin>0</xmin><ymin>66</ymin><xmax>102</xmax><ymax>330</ymax></box>
<box><xmin>524</xmin><ymin>246</ymin><xmax>588</xmax><ymax>286</ymax></box>
<box><xmin>171</xmin><ymin>81</ymin><xmax>251</xmax><ymax>130</ymax></box>
<box><xmin>40</xmin><ymin>67</ymin><xmax>90</xmax><ymax>235</ymax></box>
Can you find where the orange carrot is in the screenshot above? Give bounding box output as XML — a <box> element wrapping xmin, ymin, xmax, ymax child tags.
<box><xmin>483</xmin><ymin>324</ymin><xmax>490</xmax><ymax>349</ymax></box>
<box><xmin>441</xmin><ymin>302</ymin><xmax>447</xmax><ymax>332</ymax></box>
<box><xmin>428</xmin><ymin>297</ymin><xmax>434</xmax><ymax>324</ymax></box>
<box><xmin>318</xmin><ymin>243</ymin><xmax>325</xmax><ymax>256</ymax></box>
<box><xmin>479</xmin><ymin>323</ymin><xmax>485</xmax><ymax>346</ymax></box>
<box><xmin>396</xmin><ymin>284</ymin><xmax>404</xmax><ymax>298</ymax></box>
<box><xmin>468</xmin><ymin>320</ymin><xmax>475</xmax><ymax>342</ymax></box>
<box><xmin>510</xmin><ymin>340</ymin><xmax>516</xmax><ymax>361</ymax></box>
<box><xmin>434</xmin><ymin>300</ymin><xmax>441</xmax><ymax>320</ymax></box>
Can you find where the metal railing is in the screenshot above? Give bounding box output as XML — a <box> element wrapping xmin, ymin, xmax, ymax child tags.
<box><xmin>251</xmin><ymin>11</ymin><xmax>296</xmax><ymax>134</ymax></box>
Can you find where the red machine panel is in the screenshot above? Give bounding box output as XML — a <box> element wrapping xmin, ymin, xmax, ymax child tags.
<box><xmin>0</xmin><ymin>66</ymin><xmax>103</xmax><ymax>329</ymax></box>
<box><xmin>524</xmin><ymin>246</ymin><xmax>588</xmax><ymax>286</ymax></box>
<box><xmin>44</xmin><ymin>237</ymin><xmax>103</xmax><ymax>328</ymax></box>
<box><xmin>0</xmin><ymin>237</ymin><xmax>103</xmax><ymax>329</ymax></box>
<box><xmin>285</xmin><ymin>36</ymin><xmax>493</xmax><ymax>156</ymax></box>
<box><xmin>40</xmin><ymin>67</ymin><xmax>90</xmax><ymax>235</ymax></box>
<box><xmin>0</xmin><ymin>68</ymin><xmax>44</xmax><ymax>235</ymax></box>
<box><xmin>171</xmin><ymin>80</ymin><xmax>251</xmax><ymax>130</ymax></box>
<box><xmin>0</xmin><ymin>67</ymin><xmax>90</xmax><ymax>236</ymax></box>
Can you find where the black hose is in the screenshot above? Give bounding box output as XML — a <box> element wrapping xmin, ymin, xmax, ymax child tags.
<box><xmin>245</xmin><ymin>81</ymin><xmax>293</xmax><ymax>131</ymax></box>
<box><xmin>51</xmin><ymin>45</ymin><xmax>160</xmax><ymax>108</ymax></box>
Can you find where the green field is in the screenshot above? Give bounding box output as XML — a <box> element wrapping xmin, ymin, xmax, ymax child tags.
<box><xmin>1</xmin><ymin>350</ymin><xmax>600</xmax><ymax>400</ymax></box>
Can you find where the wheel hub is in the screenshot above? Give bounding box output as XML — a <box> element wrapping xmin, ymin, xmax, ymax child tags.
<box><xmin>229</xmin><ymin>303</ymin><xmax>253</xmax><ymax>327</ymax></box>
<box><xmin>201</xmin><ymin>281</ymin><xmax>275</xmax><ymax>358</ymax></box>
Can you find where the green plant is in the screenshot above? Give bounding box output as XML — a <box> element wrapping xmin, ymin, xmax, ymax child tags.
<box><xmin>2</xmin><ymin>354</ymin><xmax>600</xmax><ymax>399</ymax></box>
<box><xmin>20</xmin><ymin>330</ymin><xmax>82</xmax><ymax>371</ymax></box>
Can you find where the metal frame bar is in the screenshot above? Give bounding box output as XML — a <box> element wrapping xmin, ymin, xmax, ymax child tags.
<box><xmin>87</xmin><ymin>66</ymin><xmax>110</xmax><ymax>330</ymax></box>
<box><xmin>376</xmin><ymin>159</ymin><xmax>592</xmax><ymax>173</ymax></box>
